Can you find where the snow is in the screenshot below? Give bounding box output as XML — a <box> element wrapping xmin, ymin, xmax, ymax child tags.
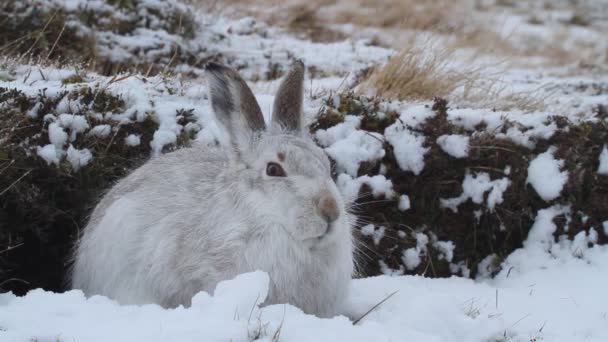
<box><xmin>476</xmin><ymin>254</ymin><xmax>499</xmax><ymax>279</ymax></box>
<box><xmin>603</xmin><ymin>221</ymin><xmax>608</xmax><ymax>235</ymax></box>
<box><xmin>398</xmin><ymin>194</ymin><xmax>410</xmax><ymax>211</ymax></box>
<box><xmin>315</xmin><ymin>116</ymin><xmax>361</xmax><ymax>147</ymax></box>
<box><xmin>36</xmin><ymin>144</ymin><xmax>60</xmax><ymax>166</ymax></box>
<box><xmin>524</xmin><ymin>204</ymin><xmax>570</xmax><ymax>251</ymax></box>
<box><xmin>324</xmin><ymin>130</ymin><xmax>385</xmax><ymax>177</ymax></box>
<box><xmin>66</xmin><ymin>145</ymin><xmax>93</xmax><ymax>171</ymax></box>
<box><xmin>401</xmin><ymin>248</ymin><xmax>421</xmax><ymax>270</ymax></box>
<box><xmin>88</xmin><ymin>125</ymin><xmax>112</xmax><ymax>138</ymax></box>
<box><xmin>436</xmin><ymin>134</ymin><xmax>469</xmax><ymax>158</ymax></box>
<box><xmin>446</xmin><ymin>108</ymin><xmax>561</xmax><ymax>149</ymax></box>
<box><xmin>400</xmin><ymin>233</ymin><xmax>429</xmax><ymax>271</ymax></box>
<box><xmin>598</xmin><ymin>145</ymin><xmax>608</xmax><ymax>175</ymax></box>
<box><xmin>526</xmin><ymin>147</ymin><xmax>568</xmax><ymax>201</ymax></box>
<box><xmin>440</xmin><ymin>172</ymin><xmax>510</xmax><ymax>213</ymax></box>
<box><xmin>384</xmin><ymin>122</ymin><xmax>428</xmax><ymax>175</ymax></box>
<box><xmin>6</xmin><ymin>231</ymin><xmax>607</xmax><ymax>341</ymax></box>
<box><xmin>125</xmin><ymin>134</ymin><xmax>141</xmax><ymax>146</ymax></box>
<box><xmin>58</xmin><ymin>114</ymin><xmax>89</xmax><ymax>141</ymax></box>
<box><xmin>360</xmin><ymin>224</ymin><xmax>385</xmax><ymax>246</ymax></box>
<box><xmin>336</xmin><ymin>174</ymin><xmax>394</xmax><ymax>203</ymax></box>
<box><xmin>48</xmin><ymin>122</ymin><xmax>68</xmax><ymax>149</ymax></box>
<box><xmin>433</xmin><ymin>240</ymin><xmax>454</xmax><ymax>262</ymax></box>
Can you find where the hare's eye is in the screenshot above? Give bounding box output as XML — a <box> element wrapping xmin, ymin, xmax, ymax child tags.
<box><xmin>266</xmin><ymin>162</ymin><xmax>286</xmax><ymax>177</ymax></box>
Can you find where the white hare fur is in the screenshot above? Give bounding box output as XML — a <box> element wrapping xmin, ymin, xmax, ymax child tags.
<box><xmin>71</xmin><ymin>60</ymin><xmax>354</xmax><ymax>317</ymax></box>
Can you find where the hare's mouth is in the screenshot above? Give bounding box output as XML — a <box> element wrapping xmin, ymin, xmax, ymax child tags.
<box><xmin>303</xmin><ymin>222</ymin><xmax>334</xmax><ymax>247</ymax></box>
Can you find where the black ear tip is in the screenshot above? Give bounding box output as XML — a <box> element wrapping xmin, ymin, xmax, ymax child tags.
<box><xmin>292</xmin><ymin>59</ymin><xmax>305</xmax><ymax>70</ymax></box>
<box><xmin>204</xmin><ymin>61</ymin><xmax>229</xmax><ymax>72</ymax></box>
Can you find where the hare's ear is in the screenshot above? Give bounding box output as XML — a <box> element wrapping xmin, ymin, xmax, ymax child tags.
<box><xmin>205</xmin><ymin>62</ymin><xmax>266</xmax><ymax>150</ymax></box>
<box><xmin>271</xmin><ymin>60</ymin><xmax>304</xmax><ymax>132</ymax></box>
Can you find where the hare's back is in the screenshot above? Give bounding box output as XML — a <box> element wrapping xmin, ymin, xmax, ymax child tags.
<box><xmin>89</xmin><ymin>145</ymin><xmax>228</xmax><ymax>227</ymax></box>
<box><xmin>72</xmin><ymin>145</ymin><xmax>229</xmax><ymax>299</ymax></box>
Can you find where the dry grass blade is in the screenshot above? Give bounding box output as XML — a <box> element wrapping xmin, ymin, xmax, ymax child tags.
<box><xmin>46</xmin><ymin>22</ymin><xmax>66</xmax><ymax>60</ymax></box>
<box><xmin>0</xmin><ymin>169</ymin><xmax>32</xmax><ymax>197</ymax></box>
<box><xmin>0</xmin><ymin>243</ymin><xmax>23</xmax><ymax>255</ymax></box>
<box><xmin>16</xmin><ymin>10</ymin><xmax>59</xmax><ymax>63</ymax></box>
<box><xmin>352</xmin><ymin>290</ymin><xmax>398</xmax><ymax>325</ymax></box>
<box><xmin>272</xmin><ymin>305</ymin><xmax>287</xmax><ymax>342</ymax></box>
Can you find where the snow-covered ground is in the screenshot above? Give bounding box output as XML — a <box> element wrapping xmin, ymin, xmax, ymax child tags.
<box><xmin>1</xmin><ymin>0</ymin><xmax>608</xmax><ymax>340</ymax></box>
<box><xmin>3</xmin><ymin>236</ymin><xmax>608</xmax><ymax>341</ymax></box>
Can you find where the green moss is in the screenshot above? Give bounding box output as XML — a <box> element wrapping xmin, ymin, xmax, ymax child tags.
<box><xmin>567</xmin><ymin>14</ymin><xmax>589</xmax><ymax>27</ymax></box>
<box><xmin>61</xmin><ymin>74</ymin><xmax>86</xmax><ymax>85</ymax></box>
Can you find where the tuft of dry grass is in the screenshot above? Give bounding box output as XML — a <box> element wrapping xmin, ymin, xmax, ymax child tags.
<box><xmin>358</xmin><ymin>40</ymin><xmax>484</xmax><ymax>101</ymax></box>
<box><xmin>357</xmin><ymin>37</ymin><xmax>550</xmax><ymax>111</ymax></box>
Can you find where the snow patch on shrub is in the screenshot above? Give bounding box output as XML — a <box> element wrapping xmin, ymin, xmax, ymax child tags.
<box><xmin>440</xmin><ymin>172</ymin><xmax>510</xmax><ymax>212</ymax></box>
<box><xmin>360</xmin><ymin>224</ymin><xmax>386</xmax><ymax>246</ymax></box>
<box><xmin>336</xmin><ymin>173</ymin><xmax>394</xmax><ymax>203</ymax></box>
<box><xmin>66</xmin><ymin>145</ymin><xmax>92</xmax><ymax>171</ymax></box>
<box><xmin>526</xmin><ymin>147</ymin><xmax>568</xmax><ymax>201</ymax></box>
<box><xmin>324</xmin><ymin>130</ymin><xmax>385</xmax><ymax>177</ymax></box>
<box><xmin>436</xmin><ymin>134</ymin><xmax>469</xmax><ymax>158</ymax></box>
<box><xmin>36</xmin><ymin>144</ymin><xmax>61</xmax><ymax>165</ymax></box>
<box><xmin>398</xmin><ymin>194</ymin><xmax>411</xmax><ymax>211</ymax></box>
<box><xmin>125</xmin><ymin>134</ymin><xmax>141</xmax><ymax>147</ymax></box>
<box><xmin>384</xmin><ymin>122</ymin><xmax>428</xmax><ymax>175</ymax></box>
<box><xmin>524</xmin><ymin>204</ymin><xmax>571</xmax><ymax>251</ymax></box>
<box><xmin>315</xmin><ymin>116</ymin><xmax>361</xmax><ymax>147</ymax></box>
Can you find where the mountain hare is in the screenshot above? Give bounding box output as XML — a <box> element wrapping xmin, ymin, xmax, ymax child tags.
<box><xmin>71</xmin><ymin>60</ymin><xmax>354</xmax><ymax>317</ymax></box>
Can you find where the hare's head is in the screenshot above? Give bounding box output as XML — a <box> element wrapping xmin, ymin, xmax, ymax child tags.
<box><xmin>205</xmin><ymin>61</ymin><xmax>350</xmax><ymax>245</ymax></box>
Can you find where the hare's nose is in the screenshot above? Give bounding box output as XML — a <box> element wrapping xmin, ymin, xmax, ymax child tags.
<box><xmin>316</xmin><ymin>191</ymin><xmax>340</xmax><ymax>224</ymax></box>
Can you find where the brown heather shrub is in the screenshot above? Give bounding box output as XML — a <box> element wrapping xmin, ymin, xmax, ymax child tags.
<box><xmin>0</xmin><ymin>85</ymin><xmax>196</xmax><ymax>295</ymax></box>
<box><xmin>0</xmin><ymin>0</ymin><xmax>201</xmax><ymax>76</ymax></box>
<box><xmin>310</xmin><ymin>93</ymin><xmax>608</xmax><ymax>278</ymax></box>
